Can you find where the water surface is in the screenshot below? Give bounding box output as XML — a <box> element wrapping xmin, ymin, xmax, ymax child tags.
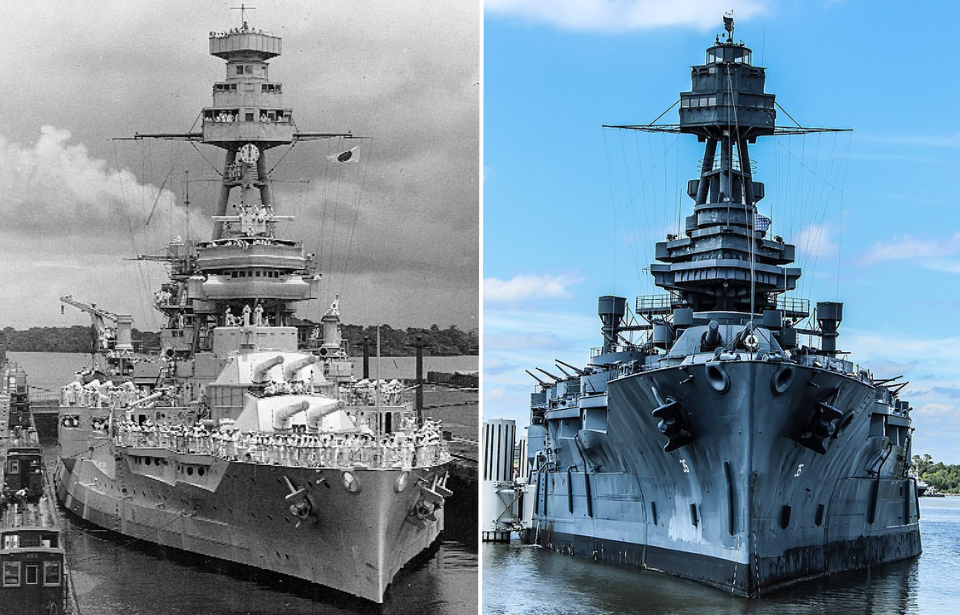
<box><xmin>483</xmin><ymin>497</ymin><xmax>960</xmax><ymax>614</ymax></box>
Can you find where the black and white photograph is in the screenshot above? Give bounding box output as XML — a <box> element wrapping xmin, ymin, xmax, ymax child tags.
<box><xmin>0</xmin><ymin>1</ymin><xmax>478</xmax><ymax>613</ymax></box>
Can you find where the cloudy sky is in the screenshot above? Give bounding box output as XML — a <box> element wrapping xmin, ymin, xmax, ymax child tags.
<box><xmin>484</xmin><ymin>1</ymin><xmax>960</xmax><ymax>462</ymax></box>
<box><xmin>0</xmin><ymin>0</ymin><xmax>478</xmax><ymax>332</ymax></box>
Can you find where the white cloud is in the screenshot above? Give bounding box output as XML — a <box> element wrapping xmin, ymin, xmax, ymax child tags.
<box><xmin>483</xmin><ymin>272</ymin><xmax>581</xmax><ymax>303</ymax></box>
<box><xmin>858</xmin><ymin>231</ymin><xmax>960</xmax><ymax>265</ymax></box>
<box><xmin>841</xmin><ymin>328</ymin><xmax>960</xmax><ymax>461</ymax></box>
<box><xmin>483</xmin><ymin>387</ymin><xmax>511</xmax><ymax>402</ymax></box>
<box><xmin>0</xmin><ymin>126</ymin><xmax>207</xmax><ymax>239</ymax></box>
<box><xmin>485</xmin><ymin>0</ymin><xmax>770</xmax><ymax>33</ymax></box>
<box><xmin>484</xmin><ymin>356</ymin><xmax>519</xmax><ymax>376</ymax></box>
<box><xmin>925</xmin><ymin>259</ymin><xmax>960</xmax><ymax>275</ymax></box>
<box><xmin>793</xmin><ymin>222</ymin><xmax>839</xmax><ymax>262</ymax></box>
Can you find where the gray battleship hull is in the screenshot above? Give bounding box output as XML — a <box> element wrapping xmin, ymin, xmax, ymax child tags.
<box><xmin>524</xmin><ymin>360</ymin><xmax>921</xmax><ymax>596</ymax></box>
<box><xmin>55</xmin><ymin>447</ymin><xmax>444</xmax><ymax>603</ymax></box>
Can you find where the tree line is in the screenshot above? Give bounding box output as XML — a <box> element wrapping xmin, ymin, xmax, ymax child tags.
<box><xmin>1</xmin><ymin>326</ymin><xmax>159</xmax><ymax>353</ymax></box>
<box><xmin>912</xmin><ymin>454</ymin><xmax>960</xmax><ymax>494</ymax></box>
<box><xmin>340</xmin><ymin>324</ymin><xmax>477</xmax><ymax>357</ymax></box>
<box><xmin>0</xmin><ymin>324</ymin><xmax>477</xmax><ymax>357</ymax></box>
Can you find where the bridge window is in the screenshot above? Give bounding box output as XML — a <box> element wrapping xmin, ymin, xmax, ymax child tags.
<box><xmin>236</xmin><ymin>65</ymin><xmax>244</xmax><ymax>76</ymax></box>
<box><xmin>2</xmin><ymin>562</ymin><xmax>20</xmax><ymax>587</ymax></box>
<box><xmin>43</xmin><ymin>562</ymin><xmax>61</xmax><ymax>586</ymax></box>
<box><xmin>3</xmin><ymin>534</ymin><xmax>19</xmax><ymax>549</ymax></box>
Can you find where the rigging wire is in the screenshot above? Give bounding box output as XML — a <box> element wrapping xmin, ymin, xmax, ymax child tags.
<box><xmin>602</xmin><ymin>130</ymin><xmax>621</xmax><ymax>296</ymax></box>
<box><xmin>621</xmin><ymin>129</ymin><xmax>647</xmax><ymax>286</ymax></box>
<box><xmin>339</xmin><ymin>137</ymin><xmax>375</xmax><ymax>304</ymax></box>
<box><xmin>114</xmin><ymin>140</ymin><xmax>156</xmax><ymax>331</ymax></box>
<box><xmin>188</xmin><ymin>140</ymin><xmax>223</xmax><ymax>178</ymax></box>
<box><xmin>721</xmin><ymin>60</ymin><xmax>757</xmax><ymax>320</ymax></box>
<box><xmin>604</xmin><ymin>126</ymin><xmax>687</xmax><ymax>304</ymax></box>
<box><xmin>266</xmin><ymin>141</ymin><xmax>299</xmax><ymax>176</ymax></box>
<box><xmin>835</xmin><ymin>134</ymin><xmax>852</xmax><ymax>301</ymax></box>
<box><xmin>324</xmin><ymin>151</ymin><xmax>346</xmax><ymax>280</ymax></box>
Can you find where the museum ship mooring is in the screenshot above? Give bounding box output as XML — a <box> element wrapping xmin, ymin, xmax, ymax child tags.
<box><xmin>520</xmin><ymin>15</ymin><xmax>921</xmax><ymax>596</ymax></box>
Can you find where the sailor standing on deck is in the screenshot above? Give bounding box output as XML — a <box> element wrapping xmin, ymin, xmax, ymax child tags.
<box><xmin>401</xmin><ymin>436</ymin><xmax>415</xmax><ymax>470</ymax></box>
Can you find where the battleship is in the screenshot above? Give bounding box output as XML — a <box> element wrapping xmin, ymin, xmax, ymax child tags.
<box><xmin>54</xmin><ymin>15</ymin><xmax>451</xmax><ymax>604</ymax></box>
<box><xmin>520</xmin><ymin>16</ymin><xmax>921</xmax><ymax>596</ymax></box>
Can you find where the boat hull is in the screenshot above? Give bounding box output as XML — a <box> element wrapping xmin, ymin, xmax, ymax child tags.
<box><xmin>54</xmin><ymin>449</ymin><xmax>445</xmax><ymax>603</ymax></box>
<box><xmin>523</xmin><ymin>360</ymin><xmax>921</xmax><ymax>596</ymax></box>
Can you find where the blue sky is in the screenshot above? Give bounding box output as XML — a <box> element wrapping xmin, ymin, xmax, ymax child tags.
<box><xmin>483</xmin><ymin>1</ymin><xmax>960</xmax><ymax>463</ymax></box>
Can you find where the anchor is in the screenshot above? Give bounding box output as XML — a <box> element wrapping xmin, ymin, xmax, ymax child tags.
<box><xmin>407</xmin><ymin>472</ymin><xmax>452</xmax><ymax>529</ymax></box>
<box><xmin>283</xmin><ymin>475</ymin><xmax>321</xmax><ymax>528</ymax></box>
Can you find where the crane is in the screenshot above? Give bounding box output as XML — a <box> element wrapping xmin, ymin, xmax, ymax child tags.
<box><xmin>60</xmin><ymin>295</ymin><xmax>134</xmax><ymax>354</ymax></box>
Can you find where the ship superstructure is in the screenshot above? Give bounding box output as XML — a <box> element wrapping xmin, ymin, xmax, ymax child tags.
<box><xmin>55</xmin><ymin>16</ymin><xmax>451</xmax><ymax>604</ymax></box>
<box><xmin>520</xmin><ymin>16</ymin><xmax>921</xmax><ymax>596</ymax></box>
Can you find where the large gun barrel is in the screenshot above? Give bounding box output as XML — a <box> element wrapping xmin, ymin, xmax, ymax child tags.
<box><xmin>306</xmin><ymin>398</ymin><xmax>346</xmax><ymax>431</ymax></box>
<box><xmin>253</xmin><ymin>355</ymin><xmax>285</xmax><ymax>383</ymax></box>
<box><xmin>283</xmin><ymin>355</ymin><xmax>319</xmax><ymax>381</ymax></box>
<box><xmin>273</xmin><ymin>400</ymin><xmax>311</xmax><ymax>431</ymax></box>
<box><xmin>525</xmin><ymin>370</ymin><xmax>548</xmax><ymax>387</ymax></box>
<box><xmin>555</xmin><ymin>359</ymin><xmax>586</xmax><ymax>376</ymax></box>
<box><xmin>535</xmin><ymin>367</ymin><xmax>562</xmax><ymax>381</ymax></box>
<box><xmin>129</xmin><ymin>390</ymin><xmax>166</xmax><ymax>408</ymax></box>
<box><xmin>703</xmin><ymin>320</ymin><xmax>722</xmax><ymax>348</ymax></box>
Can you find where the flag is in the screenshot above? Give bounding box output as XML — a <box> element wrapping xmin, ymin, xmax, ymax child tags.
<box><xmin>754</xmin><ymin>214</ymin><xmax>771</xmax><ymax>232</ymax></box>
<box><xmin>327</xmin><ymin>146</ymin><xmax>359</xmax><ymax>163</ymax></box>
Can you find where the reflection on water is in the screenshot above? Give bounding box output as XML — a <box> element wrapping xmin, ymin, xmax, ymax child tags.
<box><xmin>483</xmin><ymin>498</ymin><xmax>960</xmax><ymax>615</ymax></box>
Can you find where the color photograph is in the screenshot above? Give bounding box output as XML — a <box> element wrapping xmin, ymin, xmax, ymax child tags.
<box><xmin>483</xmin><ymin>2</ymin><xmax>960</xmax><ymax>613</ymax></box>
